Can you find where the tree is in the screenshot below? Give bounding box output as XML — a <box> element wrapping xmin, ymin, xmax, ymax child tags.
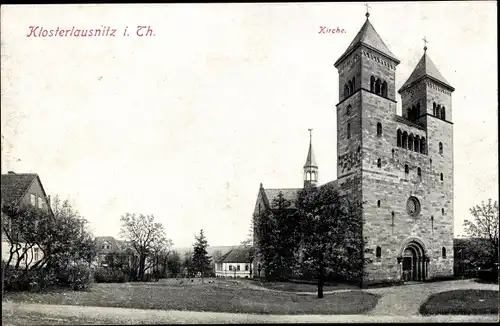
<box><xmin>119</xmin><ymin>213</ymin><xmax>171</xmax><ymax>281</ymax></box>
<box><xmin>192</xmin><ymin>229</ymin><xmax>211</xmax><ymax>283</ymax></box>
<box><xmin>463</xmin><ymin>198</ymin><xmax>499</xmax><ymax>268</ymax></box>
<box><xmin>167</xmin><ymin>251</ymin><xmax>182</xmax><ymax>278</ymax></box>
<box><xmin>182</xmin><ymin>251</ymin><xmax>195</xmax><ymax>277</ymax></box>
<box><xmin>295</xmin><ymin>184</ymin><xmax>367</xmax><ymax>298</ymax></box>
<box><xmin>255</xmin><ymin>191</ymin><xmax>301</xmax><ymax>281</ymax></box>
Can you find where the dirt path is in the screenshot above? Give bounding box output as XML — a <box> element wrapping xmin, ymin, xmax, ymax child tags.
<box><xmin>2</xmin><ymin>301</ymin><xmax>498</xmax><ymax>325</ymax></box>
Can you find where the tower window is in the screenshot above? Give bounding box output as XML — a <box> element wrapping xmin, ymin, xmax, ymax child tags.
<box><xmin>377</xmin><ymin>200</ymin><xmax>381</xmax><ymax>208</ymax></box>
<box><xmin>312</xmin><ymin>171</ymin><xmax>317</xmax><ymax>181</ymax></box>
<box><xmin>382</xmin><ymin>81</ymin><xmax>388</xmax><ymax>97</ymax></box>
<box><xmin>344</xmin><ymin>85</ymin><xmax>349</xmax><ymax>98</ymax></box>
<box><xmin>420</xmin><ymin>137</ymin><xmax>426</xmax><ymax>154</ymax></box>
<box><xmin>370</xmin><ymin>76</ymin><xmax>375</xmax><ymax>92</ymax></box>
<box><xmin>439</xmin><ymin>142</ymin><xmax>443</xmax><ymax>154</ymax></box>
<box><xmin>408</xmin><ymin>134</ymin><xmax>414</xmax><ymax>151</ymax></box>
<box><xmin>397</xmin><ymin>129</ymin><xmax>402</xmax><ymax>147</ymax></box>
<box><xmin>375</xmin><ymin>79</ymin><xmax>381</xmax><ymax>95</ymax></box>
<box><xmin>436</xmin><ymin>105</ymin><xmax>441</xmax><ymax>118</ymax></box>
<box><xmin>404</xmin><ymin>164</ymin><xmax>409</xmax><ymax>174</ymax></box>
<box><xmin>376</xmin><ymin>246</ymin><xmax>382</xmax><ymax>258</ymax></box>
<box><xmin>348</xmin><ymin>80</ymin><xmax>354</xmax><ymax>95</ymax></box>
<box><xmin>417</xmin><ymin>167</ymin><xmax>421</xmax><ymax>177</ymax></box>
<box><xmin>440</xmin><ymin>173</ymin><xmax>444</xmax><ymax>181</ymax></box>
<box><xmin>442</xmin><ymin>247</ymin><xmax>446</xmax><ymax>258</ymax></box>
<box><xmin>376</xmin><ymin>122</ymin><xmax>382</xmax><ymax>136</ymax></box>
<box><xmin>402</xmin><ymin>132</ymin><xmax>408</xmax><ymax>149</ymax></box>
<box><xmin>414</xmin><ymin>136</ymin><xmax>420</xmax><ymax>153</ymax></box>
<box><xmin>433</xmin><ymin>102</ymin><xmax>437</xmax><ymax>116</ymax></box>
<box><xmin>441</xmin><ymin>107</ymin><xmax>446</xmax><ymax>120</ymax></box>
<box><xmin>347</xmin><ymin>123</ymin><xmax>351</xmax><ymax>139</ymax></box>
<box><xmin>377</xmin><ymin>158</ymin><xmax>381</xmax><ymax>168</ymax></box>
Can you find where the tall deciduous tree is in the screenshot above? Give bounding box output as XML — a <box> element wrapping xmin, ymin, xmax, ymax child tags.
<box><xmin>255</xmin><ymin>191</ymin><xmax>301</xmax><ymax>281</ymax></box>
<box><xmin>192</xmin><ymin>229</ymin><xmax>210</xmax><ymax>283</ymax></box>
<box><xmin>463</xmin><ymin>198</ymin><xmax>499</xmax><ymax>267</ymax></box>
<box><xmin>119</xmin><ymin>213</ymin><xmax>170</xmax><ymax>281</ymax></box>
<box><xmin>296</xmin><ymin>184</ymin><xmax>367</xmax><ymax>298</ymax></box>
<box><xmin>167</xmin><ymin>250</ymin><xmax>182</xmax><ymax>278</ymax></box>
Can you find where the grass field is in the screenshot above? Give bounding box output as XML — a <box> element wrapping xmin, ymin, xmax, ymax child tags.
<box><xmin>419</xmin><ymin>289</ymin><xmax>499</xmax><ymax>315</ymax></box>
<box><xmin>2</xmin><ymin>278</ymin><xmax>379</xmax><ymax>315</ymax></box>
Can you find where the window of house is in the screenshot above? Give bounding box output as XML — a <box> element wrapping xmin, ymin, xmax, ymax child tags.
<box><xmin>38</xmin><ymin>197</ymin><xmax>44</xmax><ymax>209</ymax></box>
<box><xmin>229</xmin><ymin>265</ymin><xmax>233</xmax><ymax>271</ymax></box>
<box><xmin>347</xmin><ymin>123</ymin><xmax>351</xmax><ymax>139</ymax></box>
<box><xmin>397</xmin><ymin>129</ymin><xmax>402</xmax><ymax>147</ymax></box>
<box><xmin>442</xmin><ymin>247</ymin><xmax>446</xmax><ymax>258</ymax></box>
<box><xmin>441</xmin><ymin>107</ymin><xmax>446</xmax><ymax>120</ymax></box>
<box><xmin>237</xmin><ymin>265</ymin><xmax>240</xmax><ymax>271</ymax></box>
<box><xmin>377</xmin><ymin>158</ymin><xmax>381</xmax><ymax>168</ymax></box>
<box><xmin>370</xmin><ymin>76</ymin><xmax>375</xmax><ymax>92</ymax></box>
<box><xmin>402</xmin><ymin>132</ymin><xmax>408</xmax><ymax>149</ymax></box>
<box><xmin>245</xmin><ymin>265</ymin><xmax>249</xmax><ymax>271</ymax></box>
<box><xmin>30</xmin><ymin>194</ymin><xmax>36</xmax><ymax>206</ymax></box>
<box><xmin>408</xmin><ymin>134</ymin><xmax>414</xmax><ymax>151</ymax></box>
<box><xmin>376</xmin><ymin>246</ymin><xmax>382</xmax><ymax>258</ymax></box>
<box><xmin>377</xmin><ymin>123</ymin><xmax>382</xmax><ymax>136</ymax></box>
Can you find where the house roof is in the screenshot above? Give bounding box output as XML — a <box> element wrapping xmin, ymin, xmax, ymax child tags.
<box><xmin>335</xmin><ymin>16</ymin><xmax>399</xmax><ymax>67</ymax></box>
<box><xmin>263</xmin><ymin>188</ymin><xmax>301</xmax><ymax>209</ymax></box>
<box><xmin>95</xmin><ymin>236</ymin><xmax>127</xmax><ymax>253</ymax></box>
<box><xmin>1</xmin><ymin>173</ymin><xmax>38</xmax><ymax>206</ymax></box>
<box><xmin>399</xmin><ymin>52</ymin><xmax>454</xmax><ymax>93</ymax></box>
<box><xmin>217</xmin><ymin>247</ymin><xmax>253</xmax><ymax>263</ymax></box>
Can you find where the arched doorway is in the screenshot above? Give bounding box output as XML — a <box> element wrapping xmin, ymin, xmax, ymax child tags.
<box><xmin>399</xmin><ymin>240</ymin><xmax>427</xmax><ymax>283</ymax></box>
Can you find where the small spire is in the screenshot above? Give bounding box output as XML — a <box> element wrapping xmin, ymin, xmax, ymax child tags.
<box><xmin>365</xmin><ymin>3</ymin><xmax>371</xmax><ymax>18</ymax></box>
<box><xmin>308</xmin><ymin>128</ymin><xmax>313</xmax><ymax>145</ymax></box>
<box><xmin>422</xmin><ymin>36</ymin><xmax>429</xmax><ymax>52</ymax></box>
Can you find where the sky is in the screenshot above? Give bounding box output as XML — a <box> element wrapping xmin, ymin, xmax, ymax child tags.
<box><xmin>1</xmin><ymin>2</ymin><xmax>497</xmax><ymax>248</ymax></box>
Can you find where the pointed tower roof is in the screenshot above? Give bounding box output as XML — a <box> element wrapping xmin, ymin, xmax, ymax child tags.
<box><xmin>335</xmin><ymin>15</ymin><xmax>399</xmax><ymax>67</ymax></box>
<box><xmin>304</xmin><ymin>129</ymin><xmax>317</xmax><ymax>168</ymax></box>
<box><xmin>399</xmin><ymin>51</ymin><xmax>455</xmax><ymax>93</ymax></box>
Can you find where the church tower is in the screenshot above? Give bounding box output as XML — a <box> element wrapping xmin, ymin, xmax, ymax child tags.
<box><xmin>303</xmin><ymin>129</ymin><xmax>318</xmax><ymax>188</ymax></box>
<box><xmin>334</xmin><ymin>10</ymin><xmax>454</xmax><ymax>286</ymax></box>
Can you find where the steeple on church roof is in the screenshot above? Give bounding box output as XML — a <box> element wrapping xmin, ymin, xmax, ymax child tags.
<box><xmin>304</xmin><ymin>129</ymin><xmax>317</xmax><ymax>168</ymax></box>
<box><xmin>334</xmin><ymin>15</ymin><xmax>399</xmax><ymax>67</ymax></box>
<box><xmin>399</xmin><ymin>51</ymin><xmax>454</xmax><ymax>93</ymax></box>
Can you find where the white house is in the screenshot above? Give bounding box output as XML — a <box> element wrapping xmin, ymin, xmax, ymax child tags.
<box><xmin>215</xmin><ymin>247</ymin><xmax>253</xmax><ymax>278</ymax></box>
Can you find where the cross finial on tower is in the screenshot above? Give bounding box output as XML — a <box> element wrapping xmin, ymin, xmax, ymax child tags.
<box><xmin>364</xmin><ymin>3</ymin><xmax>371</xmax><ymax>18</ymax></box>
<box><xmin>422</xmin><ymin>36</ymin><xmax>429</xmax><ymax>52</ymax></box>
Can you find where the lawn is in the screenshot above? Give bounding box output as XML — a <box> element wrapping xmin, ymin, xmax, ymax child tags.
<box><xmin>2</xmin><ymin>278</ymin><xmax>379</xmax><ymax>315</ymax></box>
<box><xmin>419</xmin><ymin>289</ymin><xmax>499</xmax><ymax>315</ymax></box>
<box><xmin>242</xmin><ymin>279</ymin><xmax>358</xmax><ymax>293</ymax></box>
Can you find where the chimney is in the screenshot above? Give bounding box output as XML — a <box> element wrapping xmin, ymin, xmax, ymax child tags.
<box><xmin>8</xmin><ymin>171</ymin><xmax>15</xmax><ymax>175</ymax></box>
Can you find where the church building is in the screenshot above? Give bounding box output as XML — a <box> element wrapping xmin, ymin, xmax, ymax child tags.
<box><xmin>252</xmin><ymin>12</ymin><xmax>454</xmax><ymax>285</ymax></box>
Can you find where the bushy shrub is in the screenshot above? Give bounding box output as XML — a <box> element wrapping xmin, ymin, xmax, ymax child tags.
<box><xmin>94</xmin><ymin>267</ymin><xmax>128</xmax><ymax>283</ymax></box>
<box><xmin>478</xmin><ymin>268</ymin><xmax>498</xmax><ymax>283</ymax></box>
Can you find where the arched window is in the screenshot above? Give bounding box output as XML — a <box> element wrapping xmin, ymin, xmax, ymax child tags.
<box><xmin>376</xmin><ymin>246</ymin><xmax>382</xmax><ymax>258</ymax></box>
<box><xmin>441</xmin><ymin>107</ymin><xmax>446</xmax><ymax>120</ymax></box>
<box><xmin>377</xmin><ymin>122</ymin><xmax>382</xmax><ymax>136</ymax></box>
<box><xmin>402</xmin><ymin>132</ymin><xmax>408</xmax><ymax>149</ymax></box>
<box><xmin>382</xmin><ymin>81</ymin><xmax>388</xmax><ymax>97</ymax></box>
<box><xmin>348</xmin><ymin>80</ymin><xmax>354</xmax><ymax>95</ymax></box>
<box><xmin>417</xmin><ymin>167</ymin><xmax>421</xmax><ymax>177</ymax></box>
<box><xmin>433</xmin><ymin>102</ymin><xmax>437</xmax><ymax>116</ymax></box>
<box><xmin>344</xmin><ymin>85</ymin><xmax>349</xmax><ymax>98</ymax></box>
<box><xmin>439</xmin><ymin>142</ymin><xmax>443</xmax><ymax>154</ymax></box>
<box><xmin>370</xmin><ymin>76</ymin><xmax>375</xmax><ymax>92</ymax></box>
<box><xmin>397</xmin><ymin>129</ymin><xmax>402</xmax><ymax>147</ymax></box>
<box><xmin>375</xmin><ymin>79</ymin><xmax>381</xmax><ymax>95</ymax></box>
<box><xmin>442</xmin><ymin>247</ymin><xmax>446</xmax><ymax>258</ymax></box>
<box><xmin>436</xmin><ymin>105</ymin><xmax>441</xmax><ymax>118</ymax></box>
<box><xmin>440</xmin><ymin>173</ymin><xmax>444</xmax><ymax>181</ymax></box>
<box><xmin>312</xmin><ymin>171</ymin><xmax>317</xmax><ymax>181</ymax></box>
<box><xmin>415</xmin><ymin>136</ymin><xmax>420</xmax><ymax>153</ymax></box>
<box><xmin>377</xmin><ymin>158</ymin><xmax>381</xmax><ymax>168</ymax></box>
<box><xmin>408</xmin><ymin>134</ymin><xmax>414</xmax><ymax>151</ymax></box>
<box><xmin>306</xmin><ymin>171</ymin><xmax>311</xmax><ymax>180</ymax></box>
<box><xmin>420</xmin><ymin>137</ymin><xmax>426</xmax><ymax>154</ymax></box>
<box><xmin>377</xmin><ymin>200</ymin><xmax>381</xmax><ymax>208</ymax></box>
<box><xmin>405</xmin><ymin>164</ymin><xmax>409</xmax><ymax>174</ymax></box>
<box><xmin>346</xmin><ymin>105</ymin><xmax>351</xmax><ymax>115</ymax></box>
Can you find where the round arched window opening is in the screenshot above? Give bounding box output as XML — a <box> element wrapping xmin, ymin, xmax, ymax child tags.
<box><xmin>406</xmin><ymin>196</ymin><xmax>421</xmax><ymax>217</ymax></box>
